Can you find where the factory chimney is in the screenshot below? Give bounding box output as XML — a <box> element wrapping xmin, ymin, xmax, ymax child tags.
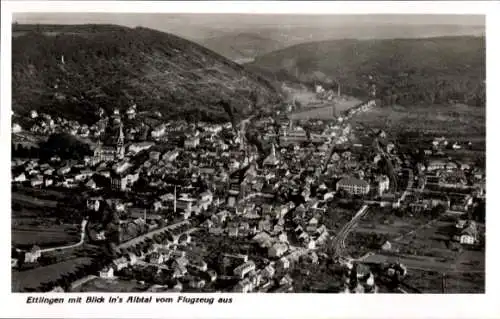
<box><xmin>174</xmin><ymin>185</ymin><xmax>177</xmax><ymax>214</ymax></box>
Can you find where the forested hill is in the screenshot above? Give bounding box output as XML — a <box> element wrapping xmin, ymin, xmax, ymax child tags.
<box><xmin>248</xmin><ymin>36</ymin><xmax>485</xmax><ymax>106</ymax></box>
<box><xmin>12</xmin><ymin>24</ymin><xmax>281</xmax><ymax>124</ymax></box>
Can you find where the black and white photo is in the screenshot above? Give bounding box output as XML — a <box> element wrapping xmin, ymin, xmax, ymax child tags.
<box><xmin>3</xmin><ymin>5</ymin><xmax>498</xmax><ymax>319</ymax></box>
<box><xmin>8</xmin><ymin>10</ymin><xmax>487</xmax><ymax>295</ymax></box>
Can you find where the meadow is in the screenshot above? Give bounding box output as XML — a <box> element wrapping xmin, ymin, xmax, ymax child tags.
<box><xmin>351</xmin><ymin>103</ymin><xmax>485</xmax><ymax>142</ymax></box>
<box><xmin>289</xmin><ymin>97</ymin><xmax>362</xmax><ymax>120</ymax></box>
<box><xmin>12</xmin><ymin>257</ymin><xmax>93</xmax><ymax>292</ymax></box>
<box><xmin>12</xmin><ymin>188</ymin><xmax>80</xmax><ymax>248</ymax></box>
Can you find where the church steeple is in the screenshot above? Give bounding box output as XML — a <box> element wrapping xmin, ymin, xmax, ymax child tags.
<box><xmin>116</xmin><ymin>122</ymin><xmax>125</xmax><ymax>160</ymax></box>
<box><xmin>118</xmin><ymin>122</ymin><xmax>124</xmax><ymax>144</ymax></box>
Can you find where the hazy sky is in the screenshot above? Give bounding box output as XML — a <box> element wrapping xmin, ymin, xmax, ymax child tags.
<box><xmin>14</xmin><ymin>13</ymin><xmax>485</xmax><ymax>39</ymax></box>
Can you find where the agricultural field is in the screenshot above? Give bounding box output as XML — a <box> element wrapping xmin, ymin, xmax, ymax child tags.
<box><xmin>289</xmin><ymin>104</ymin><xmax>337</xmax><ymax>120</ymax></box>
<box><xmin>353</xmin><ymin>206</ymin><xmax>434</xmax><ymax>239</ymax></box>
<box><xmin>12</xmin><ymin>185</ymin><xmax>72</xmax><ymax>201</ymax></box>
<box><xmin>348</xmin><ymin>207</ymin><xmax>484</xmax><ymax>293</ymax></box>
<box><xmin>11</xmin><ymin>192</ymin><xmax>58</xmax><ymax>208</ymax></box>
<box><xmin>12</xmin><ymin>257</ymin><xmax>93</xmax><ymax>292</ymax></box>
<box><xmin>73</xmin><ymin>277</ymin><xmax>149</xmax><ymax>292</ymax></box>
<box><xmin>289</xmin><ymin>97</ymin><xmax>362</xmax><ymax>121</ymax></box>
<box><xmin>12</xmin><ymin>227</ymin><xmax>80</xmax><ymax>248</ymax></box>
<box><xmin>404</xmin><ymin>269</ymin><xmax>485</xmax><ymax>293</ymax></box>
<box><xmin>286</xmin><ymin>90</ymin><xmax>320</xmax><ymax>106</ymax></box>
<box><xmin>11</xmin><ymin>188</ymin><xmax>82</xmax><ymax>249</ymax></box>
<box><xmin>351</xmin><ymin>103</ymin><xmax>485</xmax><ymax>147</ymax></box>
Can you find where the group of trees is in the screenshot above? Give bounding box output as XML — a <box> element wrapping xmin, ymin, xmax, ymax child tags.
<box><xmin>12</xmin><ymin>143</ymin><xmax>41</xmax><ymax>158</ymax></box>
<box><xmin>12</xmin><ymin>25</ymin><xmax>281</xmax><ymax>124</ymax></box>
<box><xmin>36</xmin><ymin>133</ymin><xmax>92</xmax><ymax>161</ymax></box>
<box><xmin>378</xmin><ymin>74</ymin><xmax>485</xmax><ymax>107</ymax></box>
<box><xmin>24</xmin><ymin>250</ymin><xmax>113</xmax><ymax>292</ymax></box>
<box><xmin>346</xmin><ymin>232</ymin><xmax>390</xmax><ymax>257</ymax></box>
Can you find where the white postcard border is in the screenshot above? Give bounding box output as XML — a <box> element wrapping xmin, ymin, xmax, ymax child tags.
<box><xmin>1</xmin><ymin>1</ymin><xmax>498</xmax><ymax>318</ymax></box>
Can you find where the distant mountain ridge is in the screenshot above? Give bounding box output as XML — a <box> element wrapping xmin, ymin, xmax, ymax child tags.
<box><xmin>192</xmin><ymin>24</ymin><xmax>484</xmax><ymax>63</ymax></box>
<box><xmin>247</xmin><ymin>35</ymin><xmax>486</xmax><ymax>106</ymax></box>
<box><xmin>12</xmin><ymin>24</ymin><xmax>281</xmax><ymax>124</ymax></box>
<box><xmin>200</xmin><ymin>32</ymin><xmax>287</xmax><ymax>63</ymax></box>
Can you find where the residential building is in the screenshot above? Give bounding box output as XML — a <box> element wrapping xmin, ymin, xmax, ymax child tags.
<box><xmin>377</xmin><ymin>175</ymin><xmax>390</xmax><ymax>196</ymax></box>
<box><xmin>151</xmin><ymin>124</ymin><xmax>166</xmax><ymax>139</ymax></box>
<box><xmin>268</xmin><ymin>243</ymin><xmax>288</xmax><ymax>258</ymax></box>
<box><xmin>30</xmin><ymin>175</ymin><xmax>44</xmax><ymax>188</ymax></box>
<box><xmin>24</xmin><ymin>245</ymin><xmax>41</xmax><ymax>263</ymax></box>
<box><xmin>427</xmin><ymin>160</ymin><xmax>446</xmax><ymax>171</ymax></box>
<box><xmin>99</xmin><ymin>267</ymin><xmax>114</xmax><ymax>279</ymax></box>
<box><xmin>184</xmin><ymin>136</ymin><xmax>200</xmax><ymax>149</ymax></box>
<box><xmin>233</xmin><ymin>278</ymin><xmax>253</xmax><ymax>293</ymax></box>
<box><xmin>162</xmin><ymin>150</ymin><xmax>179</xmax><ymax>162</ymax></box>
<box><xmin>234</xmin><ymin>261</ymin><xmax>256</xmax><ymax>279</ymax></box>
<box><xmin>112</xmin><ymin>257</ymin><xmax>129</xmax><ymax>271</ymax></box>
<box><xmin>263</xmin><ymin>144</ymin><xmax>279</xmax><ymax>166</ymax></box>
<box><xmin>128</xmin><ymin>142</ymin><xmax>154</xmax><ymax>154</ymax></box>
<box><xmin>336</xmin><ymin>177</ymin><xmax>370</xmax><ymax>195</ymax></box>
<box><xmin>150</xmin><ymin>151</ymin><xmax>161</xmax><ymax>162</ymax></box>
<box><xmin>278</xmin><ymin>257</ymin><xmax>290</xmax><ymax>270</ymax></box>
<box><xmin>459</xmin><ymin>222</ymin><xmax>478</xmax><ymax>245</ymax></box>
<box><xmin>13</xmin><ymin>173</ymin><xmax>27</xmax><ymax>183</ymax></box>
<box><xmin>111</xmin><ymin>171</ymin><xmax>139</xmax><ymax>191</ymax></box>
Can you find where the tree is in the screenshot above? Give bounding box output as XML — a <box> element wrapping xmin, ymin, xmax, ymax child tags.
<box><xmin>431</xmin><ymin>205</ymin><xmax>446</xmax><ymax>219</ymax></box>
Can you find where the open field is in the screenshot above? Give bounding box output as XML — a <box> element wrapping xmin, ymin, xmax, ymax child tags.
<box><xmin>12</xmin><ymin>228</ymin><xmax>79</xmax><ymax>248</ymax></box>
<box><xmin>289</xmin><ymin>104</ymin><xmax>336</xmax><ymax>120</ymax></box>
<box><xmin>351</xmin><ymin>104</ymin><xmax>485</xmax><ymax>144</ymax></box>
<box><xmin>12</xmin><ymin>185</ymin><xmax>72</xmax><ymax>201</ymax></box>
<box><xmin>404</xmin><ymin>269</ymin><xmax>485</xmax><ymax>293</ymax></box>
<box><xmin>354</xmin><ymin>206</ymin><xmax>433</xmax><ymax>238</ymax></box>
<box><xmin>391</xmin><ymin>218</ymin><xmax>485</xmax><ymax>269</ymax></box>
<box><xmin>441</xmin><ymin>271</ymin><xmax>485</xmax><ymax>293</ymax></box>
<box><xmin>350</xmin><ymin>208</ymin><xmax>484</xmax><ymax>292</ymax></box>
<box><xmin>11</xmin><ymin>192</ymin><xmax>58</xmax><ymax>208</ymax></box>
<box><xmin>12</xmin><ymin>187</ymin><xmax>84</xmax><ymax>248</ymax></box>
<box><xmin>287</xmin><ymin>90</ymin><xmax>319</xmax><ymax>106</ymax></box>
<box><xmin>289</xmin><ymin>97</ymin><xmax>362</xmax><ymax>120</ymax></box>
<box><xmin>362</xmin><ymin>252</ymin><xmax>482</xmax><ymax>274</ymax></box>
<box><xmin>72</xmin><ymin>277</ymin><xmax>148</xmax><ymax>292</ymax></box>
<box><xmin>12</xmin><ymin>257</ymin><xmax>92</xmax><ymax>292</ymax></box>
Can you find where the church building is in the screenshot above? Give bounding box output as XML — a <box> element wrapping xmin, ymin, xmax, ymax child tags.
<box><xmin>92</xmin><ymin>122</ymin><xmax>125</xmax><ymax>165</ymax></box>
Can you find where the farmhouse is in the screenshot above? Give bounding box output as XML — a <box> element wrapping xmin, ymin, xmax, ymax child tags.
<box><xmin>24</xmin><ymin>245</ymin><xmax>42</xmax><ymax>263</ymax></box>
<box><xmin>99</xmin><ymin>267</ymin><xmax>114</xmax><ymax>279</ymax></box>
<box><xmin>459</xmin><ymin>222</ymin><xmax>478</xmax><ymax>245</ymax></box>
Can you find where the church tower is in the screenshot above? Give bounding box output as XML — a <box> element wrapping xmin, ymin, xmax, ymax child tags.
<box><xmin>93</xmin><ymin>139</ymin><xmax>103</xmax><ymax>165</ymax></box>
<box><xmin>116</xmin><ymin>122</ymin><xmax>125</xmax><ymax>160</ymax></box>
<box><xmin>271</xmin><ymin>143</ymin><xmax>276</xmax><ymax>158</ymax></box>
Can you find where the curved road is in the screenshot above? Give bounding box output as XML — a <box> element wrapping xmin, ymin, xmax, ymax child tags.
<box><xmin>332</xmin><ymin>205</ymin><xmax>369</xmax><ymax>258</ymax></box>
<box><xmin>40</xmin><ymin>219</ymin><xmax>88</xmax><ymax>253</ymax></box>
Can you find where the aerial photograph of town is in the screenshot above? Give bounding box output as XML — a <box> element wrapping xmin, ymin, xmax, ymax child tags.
<box><xmin>10</xmin><ymin>12</ymin><xmax>485</xmax><ymax>294</ymax></box>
